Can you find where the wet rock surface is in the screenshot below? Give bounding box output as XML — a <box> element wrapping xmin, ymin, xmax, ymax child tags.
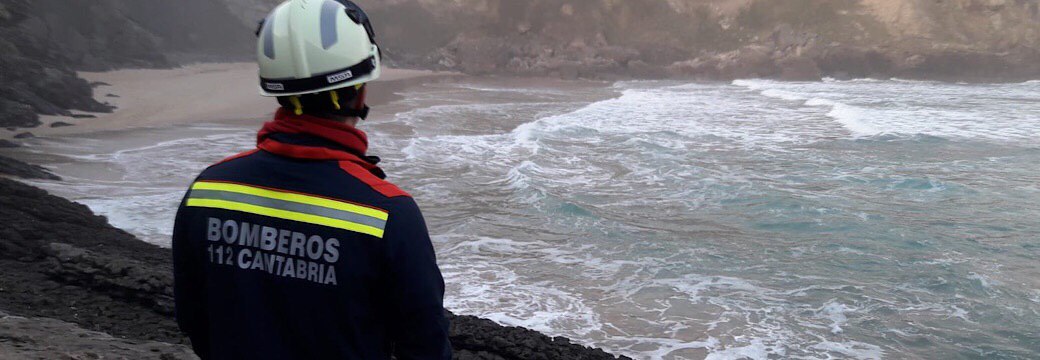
<box><xmin>0</xmin><ymin>311</ymin><xmax>198</xmax><ymax>360</ymax></box>
<box><xmin>0</xmin><ymin>156</ymin><xmax>628</xmax><ymax>359</ymax></box>
<box><xmin>0</xmin><ymin>154</ymin><xmax>59</xmax><ymax>180</ymax></box>
<box><xmin>448</xmin><ymin>314</ymin><xmax>625</xmax><ymax>360</ymax></box>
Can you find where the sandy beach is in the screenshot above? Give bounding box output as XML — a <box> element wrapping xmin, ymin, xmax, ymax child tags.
<box><xmin>5</xmin><ymin>63</ymin><xmax>457</xmax><ymax>138</ymax></box>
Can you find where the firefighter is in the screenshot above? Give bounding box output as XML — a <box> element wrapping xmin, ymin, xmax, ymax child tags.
<box><xmin>172</xmin><ymin>1</ymin><xmax>452</xmax><ymax>358</ymax></box>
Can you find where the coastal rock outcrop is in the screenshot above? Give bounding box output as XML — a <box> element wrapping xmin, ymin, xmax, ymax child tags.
<box><xmin>0</xmin><ymin>0</ymin><xmax>252</xmax><ymax>130</ymax></box>
<box><xmin>0</xmin><ymin>155</ymin><xmax>628</xmax><ymax>359</ymax></box>
<box><xmin>0</xmin><ymin>154</ymin><xmax>60</xmax><ymax>180</ymax></box>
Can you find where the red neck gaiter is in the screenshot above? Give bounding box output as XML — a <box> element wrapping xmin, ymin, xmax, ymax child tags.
<box><xmin>257</xmin><ymin>108</ymin><xmax>369</xmax><ymax>155</ymax></box>
<box><xmin>256</xmin><ymin>108</ymin><xmax>384</xmax><ymax>176</ymax></box>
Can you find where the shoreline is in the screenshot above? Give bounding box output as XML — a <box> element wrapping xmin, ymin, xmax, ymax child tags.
<box><xmin>1</xmin><ymin>63</ymin><xmax>461</xmax><ymax>140</ymax></box>
<box><xmin>6</xmin><ymin>59</ymin><xmax>1037</xmax><ymax>141</ymax></box>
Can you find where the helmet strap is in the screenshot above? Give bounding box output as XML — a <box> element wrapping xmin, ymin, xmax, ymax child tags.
<box><xmin>289</xmin><ymin>96</ymin><xmax>304</xmax><ymax>116</ymax></box>
<box><xmin>331</xmin><ymin>105</ymin><xmax>369</xmax><ymax>120</ymax></box>
<box><xmin>330</xmin><ymin>90</ymin><xmax>342</xmax><ymax>110</ymax></box>
<box><xmin>333</xmin><ymin>84</ymin><xmax>368</xmax><ymax>119</ymax></box>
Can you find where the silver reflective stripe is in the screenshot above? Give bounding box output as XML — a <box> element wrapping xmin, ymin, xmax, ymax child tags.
<box><xmin>320</xmin><ymin>0</ymin><xmax>340</xmax><ymax>50</ymax></box>
<box><xmin>262</xmin><ymin>14</ymin><xmax>276</xmax><ymax>59</ymax></box>
<box><xmin>188</xmin><ymin>189</ymin><xmax>386</xmax><ymax>230</ymax></box>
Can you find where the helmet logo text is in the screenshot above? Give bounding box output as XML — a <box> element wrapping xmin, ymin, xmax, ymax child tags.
<box><xmin>326</xmin><ymin>70</ymin><xmax>353</xmax><ymax>84</ymax></box>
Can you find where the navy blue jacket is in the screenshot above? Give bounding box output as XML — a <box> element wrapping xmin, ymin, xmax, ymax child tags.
<box><xmin>173</xmin><ymin>109</ymin><xmax>451</xmax><ymax>359</ymax></box>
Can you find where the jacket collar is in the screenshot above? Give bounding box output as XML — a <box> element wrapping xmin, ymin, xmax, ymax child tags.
<box><xmin>256</xmin><ymin>108</ymin><xmax>386</xmax><ymax>177</ymax></box>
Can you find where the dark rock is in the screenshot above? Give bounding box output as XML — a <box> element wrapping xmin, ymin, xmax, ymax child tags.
<box><xmin>0</xmin><ymin>177</ymin><xmax>183</xmax><ymax>342</ymax></box>
<box><xmin>106</xmin><ymin>93</ymin><xmax>120</xmax><ymax>98</ymax></box>
<box><xmin>70</xmin><ymin>114</ymin><xmax>96</xmax><ymax>119</ymax></box>
<box><xmin>447</xmin><ymin>312</ymin><xmax>630</xmax><ymax>359</ymax></box>
<box><xmin>896</xmin><ymin>49</ymin><xmax>1040</xmax><ymax>82</ymax></box>
<box><xmin>0</xmin><ymin>313</ymin><xmax>198</xmax><ymax>359</ymax></box>
<box><xmin>50</xmin><ymin>121</ymin><xmax>74</xmax><ymax>127</ymax></box>
<box><xmin>0</xmin><ymin>154</ymin><xmax>59</xmax><ymax>180</ymax></box>
<box><xmin>44</xmin><ymin>242</ymin><xmax>174</xmax><ymax>315</ymax></box>
<box><xmin>12</xmin><ymin>132</ymin><xmax>32</xmax><ymax>139</ymax></box>
<box><xmin>0</xmin><ymin>98</ymin><xmax>40</xmax><ymax>128</ymax></box>
<box><xmin>0</xmin><ymin>139</ymin><xmax>19</xmax><ymax>148</ymax></box>
<box><xmin>816</xmin><ymin>48</ymin><xmax>894</xmax><ymax>79</ymax></box>
<box><xmin>777</xmin><ymin>56</ymin><xmax>822</xmax><ymax>81</ymax></box>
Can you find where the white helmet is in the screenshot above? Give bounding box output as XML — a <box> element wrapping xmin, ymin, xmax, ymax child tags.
<box><xmin>256</xmin><ymin>0</ymin><xmax>381</xmax><ymax>97</ymax></box>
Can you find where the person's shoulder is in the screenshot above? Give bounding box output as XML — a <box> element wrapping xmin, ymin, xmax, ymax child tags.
<box><xmin>195</xmin><ymin>148</ymin><xmax>260</xmax><ymax>176</ymax></box>
<box><xmin>209</xmin><ymin>149</ymin><xmax>261</xmax><ymax>169</ymax></box>
<box><xmin>335</xmin><ymin>160</ymin><xmax>411</xmax><ymax>199</ymax></box>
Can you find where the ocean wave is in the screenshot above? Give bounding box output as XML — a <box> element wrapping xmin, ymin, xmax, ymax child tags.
<box><xmin>731</xmin><ymin>78</ymin><xmax>775</xmax><ymax>90</ymax></box>
<box><xmin>804</xmin><ymin>98</ymin><xmax>882</xmax><ymax>136</ymax></box>
<box><xmin>437</xmin><ymin>234</ymin><xmax>606</xmax><ymax>341</ymax></box>
<box><xmin>760</xmin><ymin>89</ymin><xmax>807</xmax><ymax>102</ymax></box>
<box><xmin>809</xmin><ymin>341</ymin><xmax>884</xmax><ymax>360</ymax></box>
<box><xmin>822</xmin><ymin>77</ymin><xmax>882</xmax><ymax>83</ymax></box>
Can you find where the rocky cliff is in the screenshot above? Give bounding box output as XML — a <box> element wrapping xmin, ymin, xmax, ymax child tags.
<box><xmin>341</xmin><ymin>0</ymin><xmax>1040</xmax><ymax>81</ymax></box>
<box><xmin>0</xmin><ymin>0</ymin><xmax>253</xmax><ymax>130</ymax></box>
<box><xmin>0</xmin><ymin>154</ymin><xmax>627</xmax><ymax>359</ymax></box>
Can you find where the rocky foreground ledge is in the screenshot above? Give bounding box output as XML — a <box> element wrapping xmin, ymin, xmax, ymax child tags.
<box><xmin>0</xmin><ymin>154</ymin><xmax>628</xmax><ymax>359</ymax></box>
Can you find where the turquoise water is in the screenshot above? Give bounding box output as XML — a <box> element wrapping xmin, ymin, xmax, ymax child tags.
<box><xmin>383</xmin><ymin>79</ymin><xmax>1040</xmax><ymax>359</ymax></box>
<box><xmin>16</xmin><ymin>78</ymin><xmax>1040</xmax><ymax>359</ymax></box>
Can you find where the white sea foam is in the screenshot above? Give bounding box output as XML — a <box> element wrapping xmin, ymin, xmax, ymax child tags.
<box><xmin>816</xmin><ymin>301</ymin><xmax>854</xmax><ymax>334</ymax></box>
<box><xmin>437</xmin><ymin>234</ymin><xmax>605</xmax><ymax>340</ymax></box>
<box><xmin>967</xmin><ymin>272</ymin><xmax>997</xmax><ymax>289</ymax></box>
<box><xmin>733</xmin><ymin>78</ymin><xmax>1040</xmax><ymax>141</ymax></box>
<box><xmin>705</xmin><ymin>339</ymin><xmax>776</xmax><ymax>360</ymax></box>
<box><xmin>761</xmin><ymin>89</ymin><xmax>808</xmax><ymax>102</ymax></box>
<box><xmin>804</xmin><ymin>98</ymin><xmax>882</xmax><ymax>136</ymax></box>
<box><xmin>809</xmin><ymin>340</ymin><xmax>884</xmax><ymax>360</ymax></box>
<box><xmin>731</xmin><ymin>79</ymin><xmax>773</xmax><ymax>90</ymax></box>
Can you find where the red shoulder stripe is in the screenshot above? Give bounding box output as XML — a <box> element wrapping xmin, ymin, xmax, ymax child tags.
<box><xmin>338</xmin><ymin>161</ymin><xmax>411</xmax><ymax>198</ymax></box>
<box><xmin>214</xmin><ymin>149</ymin><xmax>259</xmax><ymax>165</ymax></box>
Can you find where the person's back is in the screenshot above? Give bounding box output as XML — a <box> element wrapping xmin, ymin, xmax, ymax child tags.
<box><xmin>171</xmin><ymin>1</ymin><xmax>451</xmax><ymax>358</ymax></box>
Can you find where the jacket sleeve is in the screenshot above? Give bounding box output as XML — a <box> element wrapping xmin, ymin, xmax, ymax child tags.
<box><xmin>382</xmin><ymin>197</ymin><xmax>452</xmax><ymax>359</ymax></box>
<box><xmin>172</xmin><ymin>196</ymin><xmax>210</xmax><ymax>356</ymax></box>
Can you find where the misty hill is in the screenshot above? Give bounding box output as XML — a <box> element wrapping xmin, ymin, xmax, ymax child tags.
<box><xmin>343</xmin><ymin>0</ymin><xmax>1040</xmax><ymax>81</ymax></box>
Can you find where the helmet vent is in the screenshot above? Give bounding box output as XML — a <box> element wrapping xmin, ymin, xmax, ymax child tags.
<box><xmin>261</xmin><ymin>14</ymin><xmax>276</xmax><ymax>59</ymax></box>
<box><xmin>320</xmin><ymin>0</ymin><xmax>340</xmax><ymax>50</ymax></box>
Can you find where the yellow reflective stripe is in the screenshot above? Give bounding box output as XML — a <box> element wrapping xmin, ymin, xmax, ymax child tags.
<box><xmin>186</xmin><ymin>198</ymin><xmax>385</xmax><ymax>238</ymax></box>
<box><xmin>191</xmin><ymin>181</ymin><xmax>388</xmax><ymax>220</ymax></box>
